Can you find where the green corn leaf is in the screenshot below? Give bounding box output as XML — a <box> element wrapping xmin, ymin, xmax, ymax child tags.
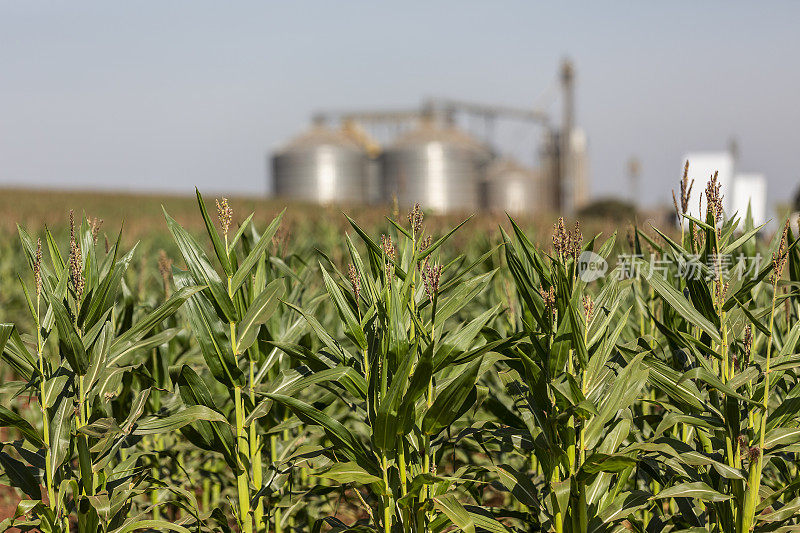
<box><xmin>432</xmin><ymin>493</ymin><xmax>475</xmax><ymax>533</ymax></box>
<box><xmin>17</xmin><ymin>276</ymin><xmax>38</xmax><ymax>325</ymax></box>
<box><xmin>435</xmin><ymin>304</ymin><xmax>501</xmax><ymax>367</ymax></box>
<box><xmin>0</xmin><ymin>407</ymin><xmax>44</xmax><ymax>449</ymax></box>
<box><xmin>721</xmin><ymin>223</ymin><xmax>767</xmax><ymax>255</ymax></box>
<box><xmin>48</xmin><ymin>394</ymin><xmax>71</xmax><ymax>476</ymax></box>
<box><xmin>422</xmin><ymin>357</ymin><xmax>482</xmax><ymax>435</ymax></box>
<box><xmin>41</xmin><ymin>264</ymin><xmax>69</xmax><ymax>335</ymax></box>
<box><xmin>598</xmin><ymin>491</ymin><xmax>653</xmax><ymax>524</ymax></box>
<box><xmin>320</xmin><ymin>265</ymin><xmax>367</xmax><ymax>351</ymax></box>
<box><xmin>580</xmin><ymin>453</ymin><xmax>638</xmax><ymax>475</ymax></box>
<box><xmin>463</xmin><ymin>508</ymin><xmax>515</xmax><ymax>533</ymax></box>
<box><xmin>0</xmin><ymin>449</ymin><xmax>41</xmax><ymax>500</ymax></box>
<box><xmin>109</xmin><ymin>520</ymin><xmax>192</xmax><ymax>533</ymax></box>
<box><xmin>585</xmin><ymin>418</ymin><xmax>633</xmax><ymax>505</ymax></box>
<box><xmin>266</xmin><ymin>341</ymin><xmax>337</xmax><ymax>372</ymax></box>
<box><xmin>17</xmin><ymin>225</ymin><xmax>51</xmax><ymax>280</ymax></box>
<box><xmin>552</xmin><ymin>478</ymin><xmax>571</xmax><ymax>518</ymax></box>
<box><xmin>345</xmin><ymin>213</ymin><xmax>408</xmax><ymax>281</ymax></box>
<box><xmin>265</xmin><ymin>393</ymin><xmax>378</xmax><ymax>474</ymax></box>
<box><xmin>399</xmin><ymin>341</ymin><xmax>434</xmax><ymax>434</ymax></box>
<box><xmin>45</xmin><ymin>281</ymin><xmax>89</xmax><ymax>375</ymax></box>
<box><xmin>163</xmin><ymin>207</ymin><xmax>238</xmax><ymax>322</ymax></box>
<box><xmin>247</xmin><ymin>366</ymin><xmax>367</xmax><ymax>425</ymax></box>
<box><xmin>767</xmin><ymin>384</ymin><xmax>800</xmax><ymax>433</ymax></box>
<box><xmin>435</xmin><ymin>270</ymin><xmax>496</xmax><ymax>327</ymax></box>
<box><xmin>195</xmin><ymin>188</ymin><xmax>232</xmax><ymax>275</ymax></box>
<box><xmin>0</xmin><ymin>325</ymin><xmax>36</xmax><ymax>381</ymax></box>
<box><xmin>174</xmin><ymin>270</ymin><xmax>243</xmax><ymax>387</ymax></box>
<box><xmin>636</xmin><ymin>258</ymin><xmax>721</xmax><ymax>342</ymax></box>
<box><xmin>230</xmin><ymin>209</ymin><xmax>285</xmax><ymax>292</ymax></box>
<box><xmin>132</xmin><ymin>405</ymin><xmax>228</xmax><ymax>436</ymax></box>
<box><xmin>653</xmin><ymin>481</ymin><xmax>731</xmax><ymax>502</ymax></box>
<box><xmin>585</xmin><ymin>307</ymin><xmax>631</xmax><ymax>394</ymax></box>
<box><xmin>120</xmin><ymin>389</ymin><xmax>151</xmax><ymax>433</ymax></box>
<box><xmin>229</xmin><ymin>212</ymin><xmax>255</xmax><ymax>251</ymax></box>
<box><xmin>175</xmin><ymin>365</ymin><xmax>236</xmax><ymax>467</ymax></box>
<box><xmin>106</xmin><ymin>329</ymin><xmax>179</xmax><ymax>369</ymax></box>
<box><xmin>374</xmin><ymin>345</ymin><xmax>415</xmax><ymax>451</ymax></box>
<box><xmin>76</xmin><ymin>433</ymin><xmax>92</xmax><ymax>497</ymax></box>
<box><xmin>417</xmin><ymin>216</ymin><xmax>472</xmax><ymax>263</ymax></box>
<box><xmin>281</xmin><ymin>300</ymin><xmax>351</xmax><ymax>363</ymax></box>
<box><xmin>312</xmin><ymin>461</ymin><xmax>383</xmax><ymax>485</ymax></box>
<box><xmin>109</xmin><ymin>284</ymin><xmax>203</xmax><ymax>361</ymax></box>
<box><xmin>44</xmin><ymin>225</ymin><xmax>66</xmax><ymax>275</ymax></box>
<box><xmin>236</xmin><ymin>278</ymin><xmax>284</xmax><ymax>353</ymax></box>
<box><xmin>84</xmin><ymin>322</ymin><xmax>111</xmax><ymax>391</ymax></box>
<box><xmin>549</xmin><ymin>307</ymin><xmax>574</xmax><ymax>377</ymax></box>
<box><xmin>487</xmin><ymin>463</ymin><xmax>540</xmax><ymax>508</ymax></box>
<box><xmin>82</xmin><ymin>234</ymin><xmax>133</xmax><ymax>329</ymax></box>
<box><xmin>584</xmin><ymin>353</ymin><xmax>648</xmax><ymax>448</ymax></box>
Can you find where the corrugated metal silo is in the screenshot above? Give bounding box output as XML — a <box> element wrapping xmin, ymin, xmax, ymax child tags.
<box><xmin>272</xmin><ymin>124</ymin><xmax>368</xmax><ymax>204</ymax></box>
<box><xmin>381</xmin><ymin>122</ymin><xmax>490</xmax><ymax>213</ymax></box>
<box><xmin>483</xmin><ymin>157</ymin><xmax>540</xmax><ymax>215</ymax></box>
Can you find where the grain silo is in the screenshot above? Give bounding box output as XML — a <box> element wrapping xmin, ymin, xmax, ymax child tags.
<box><xmin>272</xmin><ymin>122</ymin><xmax>368</xmax><ymax>204</ymax></box>
<box><xmin>482</xmin><ymin>157</ymin><xmax>541</xmax><ymax>215</ymax></box>
<box><xmin>381</xmin><ymin>121</ymin><xmax>490</xmax><ymax>213</ymax></box>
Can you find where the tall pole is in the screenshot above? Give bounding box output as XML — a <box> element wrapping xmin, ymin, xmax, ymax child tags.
<box><xmin>628</xmin><ymin>157</ymin><xmax>641</xmax><ymax>207</ymax></box>
<box><xmin>729</xmin><ymin>136</ymin><xmax>739</xmax><ymax>174</ymax></box>
<box><xmin>560</xmin><ymin>59</ymin><xmax>575</xmax><ymax>214</ymax></box>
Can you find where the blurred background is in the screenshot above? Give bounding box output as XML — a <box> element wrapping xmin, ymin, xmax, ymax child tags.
<box><xmin>1</xmin><ymin>1</ymin><xmax>799</xmax><ymax>225</ymax></box>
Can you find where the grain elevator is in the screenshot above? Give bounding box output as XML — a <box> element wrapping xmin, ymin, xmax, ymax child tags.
<box><xmin>269</xmin><ymin>60</ymin><xmax>587</xmax><ymax>215</ymax></box>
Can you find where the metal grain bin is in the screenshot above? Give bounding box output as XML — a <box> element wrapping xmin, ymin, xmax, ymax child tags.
<box><xmin>483</xmin><ymin>157</ymin><xmax>540</xmax><ymax>215</ymax></box>
<box><xmin>272</xmin><ymin>124</ymin><xmax>368</xmax><ymax>204</ymax></box>
<box><xmin>381</xmin><ymin>122</ymin><xmax>490</xmax><ymax>213</ymax></box>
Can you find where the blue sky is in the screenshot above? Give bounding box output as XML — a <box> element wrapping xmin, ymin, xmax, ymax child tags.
<box><xmin>1</xmin><ymin>2</ymin><xmax>798</xmax><ymax>208</ymax></box>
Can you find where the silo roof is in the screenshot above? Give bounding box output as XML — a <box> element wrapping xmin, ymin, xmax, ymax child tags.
<box><xmin>391</xmin><ymin>122</ymin><xmax>489</xmax><ymax>153</ymax></box>
<box><xmin>279</xmin><ymin>125</ymin><xmax>364</xmax><ymax>153</ymax></box>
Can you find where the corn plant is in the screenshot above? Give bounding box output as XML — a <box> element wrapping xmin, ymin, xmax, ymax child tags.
<box><xmin>260</xmin><ymin>205</ymin><xmax>518</xmax><ymax>532</ymax></box>
<box><xmin>487</xmin><ymin>217</ymin><xmax>652</xmax><ymax>532</ymax></box>
<box><xmin>0</xmin><ymin>214</ymin><xmax>219</xmax><ymax>532</ymax></box>
<box><xmin>1</xmin><ymin>182</ymin><xmax>799</xmax><ymax>532</ymax></box>
<box><xmin>163</xmin><ymin>191</ymin><xmax>290</xmax><ymax>533</ymax></box>
<box><xmin>622</xmin><ymin>178</ymin><xmax>800</xmax><ymax>532</ymax></box>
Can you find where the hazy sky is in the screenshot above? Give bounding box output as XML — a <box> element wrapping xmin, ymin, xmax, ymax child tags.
<box><xmin>2</xmin><ymin>2</ymin><xmax>798</xmax><ymax>208</ymax></box>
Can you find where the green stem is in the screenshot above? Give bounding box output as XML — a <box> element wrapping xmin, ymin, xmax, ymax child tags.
<box><xmin>228</xmin><ymin>266</ymin><xmax>253</xmax><ymax>533</ymax></box>
<box><xmin>740</xmin><ymin>279</ymin><xmax>779</xmax><ymax>533</ymax></box>
<box><xmin>201</xmin><ymin>460</ymin><xmax>211</xmax><ymax>512</ymax></box>
<box><xmin>235</xmin><ymin>385</ymin><xmax>252</xmax><ymax>533</ymax></box>
<box><xmin>382</xmin><ymin>454</ymin><xmax>393</xmax><ymax>533</ymax></box>
<box><xmin>398</xmin><ymin>441</ymin><xmax>407</xmax><ymax>497</ymax></box>
<box><xmin>421</xmin><ymin>293</ymin><xmax>438</xmax><ymax>530</ymax></box>
<box><xmin>552</xmin><ymin>466</ymin><xmax>563</xmax><ymax>533</ymax></box>
<box><xmin>152</xmin><ymin>436</ymin><xmax>160</xmax><ymax>520</ymax></box>
<box><xmin>78</xmin><ymin>374</ymin><xmax>86</xmax><ymax>428</ymax></box>
<box><xmin>36</xmin><ymin>304</ymin><xmax>56</xmax><ymax>510</ymax></box>
<box><xmin>271</xmin><ymin>435</ymin><xmax>282</xmax><ymax>533</ymax></box>
<box><xmin>249</xmin><ymin>361</ymin><xmax>264</xmax><ymax>532</ymax></box>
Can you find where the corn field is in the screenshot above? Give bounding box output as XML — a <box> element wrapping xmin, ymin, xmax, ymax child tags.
<box><xmin>1</xmin><ymin>178</ymin><xmax>800</xmax><ymax>533</ymax></box>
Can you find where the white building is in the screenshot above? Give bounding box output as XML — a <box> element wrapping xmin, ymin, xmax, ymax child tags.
<box><xmin>680</xmin><ymin>151</ymin><xmax>768</xmax><ymax>229</ymax></box>
<box><xmin>681</xmin><ymin>152</ymin><xmax>735</xmax><ymax>219</ymax></box>
<box><xmin>732</xmin><ymin>174</ymin><xmax>767</xmax><ymax>227</ymax></box>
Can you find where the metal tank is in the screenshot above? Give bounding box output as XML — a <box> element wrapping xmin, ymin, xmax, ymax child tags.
<box><xmin>271</xmin><ymin>123</ymin><xmax>368</xmax><ymax>204</ymax></box>
<box><xmin>380</xmin><ymin>121</ymin><xmax>490</xmax><ymax>213</ymax></box>
<box><xmin>482</xmin><ymin>157</ymin><xmax>541</xmax><ymax>215</ymax></box>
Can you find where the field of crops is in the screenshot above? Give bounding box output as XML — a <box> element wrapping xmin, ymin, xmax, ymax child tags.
<box><xmin>1</xmin><ymin>178</ymin><xmax>799</xmax><ymax>533</ymax></box>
